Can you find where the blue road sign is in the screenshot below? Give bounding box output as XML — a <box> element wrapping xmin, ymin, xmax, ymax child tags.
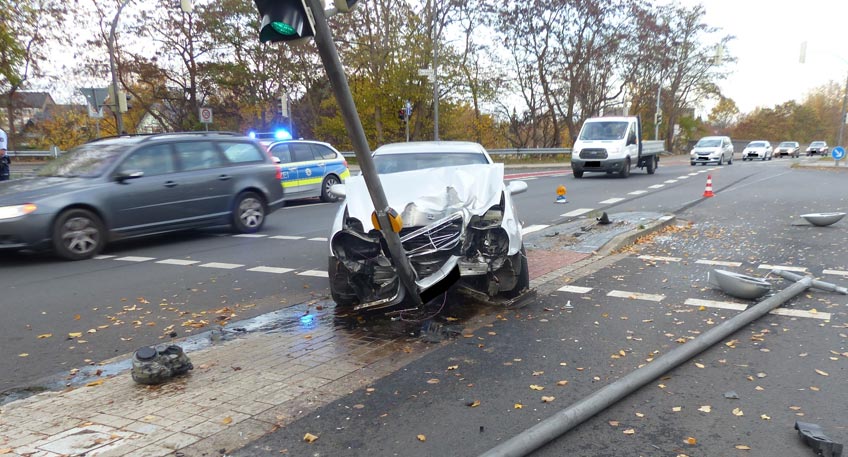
<box><xmin>833</xmin><ymin>146</ymin><xmax>846</xmax><ymax>160</ymax></box>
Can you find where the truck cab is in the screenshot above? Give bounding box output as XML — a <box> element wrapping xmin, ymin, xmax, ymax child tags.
<box><xmin>571</xmin><ymin>116</ymin><xmax>661</xmax><ymax>178</ymax></box>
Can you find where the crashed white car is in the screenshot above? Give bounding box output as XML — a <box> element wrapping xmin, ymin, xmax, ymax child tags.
<box><xmin>327</xmin><ymin>141</ymin><xmax>529</xmax><ymax>311</ymax></box>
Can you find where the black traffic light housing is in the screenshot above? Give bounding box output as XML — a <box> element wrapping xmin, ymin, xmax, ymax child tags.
<box><xmin>255</xmin><ymin>0</ymin><xmax>313</xmax><ymax>43</ymax></box>
<box><xmin>398</xmin><ymin>109</ymin><xmax>406</xmax><ymax>121</ymax></box>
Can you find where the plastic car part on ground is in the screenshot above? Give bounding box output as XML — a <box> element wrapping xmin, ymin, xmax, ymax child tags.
<box><xmin>800</xmin><ymin>212</ymin><xmax>846</xmax><ymax>227</ymax></box>
<box><xmin>795</xmin><ymin>421</ymin><xmax>843</xmax><ymax>457</ymax></box>
<box><xmin>131</xmin><ymin>344</ymin><xmax>194</xmax><ymax>385</ymax></box>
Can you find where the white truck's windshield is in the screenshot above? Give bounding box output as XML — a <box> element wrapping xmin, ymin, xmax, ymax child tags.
<box><xmin>578</xmin><ymin>121</ymin><xmax>629</xmax><ymax>141</ymax></box>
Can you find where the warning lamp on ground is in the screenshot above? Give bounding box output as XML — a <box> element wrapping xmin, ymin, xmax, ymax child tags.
<box><xmin>556</xmin><ymin>185</ymin><xmax>568</xmax><ymax>203</ymax></box>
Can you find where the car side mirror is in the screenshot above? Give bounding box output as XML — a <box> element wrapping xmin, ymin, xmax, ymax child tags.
<box><xmin>328</xmin><ymin>183</ymin><xmax>346</xmax><ymax>199</ymax></box>
<box><xmin>507</xmin><ymin>180</ymin><xmax>528</xmax><ymax>195</ymax></box>
<box><xmin>115</xmin><ymin>170</ymin><xmax>144</xmax><ymax>182</ymax></box>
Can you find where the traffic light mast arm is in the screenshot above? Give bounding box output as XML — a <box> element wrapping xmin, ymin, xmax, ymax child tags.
<box><xmin>304</xmin><ymin>0</ymin><xmax>422</xmax><ymax>306</ymax></box>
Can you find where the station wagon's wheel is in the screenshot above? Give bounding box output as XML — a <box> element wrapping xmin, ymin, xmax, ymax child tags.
<box><xmin>232</xmin><ymin>191</ymin><xmax>266</xmax><ymax>233</ymax></box>
<box><xmin>320</xmin><ymin>175</ymin><xmax>341</xmax><ymax>203</ymax></box>
<box><xmin>52</xmin><ymin>209</ymin><xmax>104</xmax><ymax>260</ymax></box>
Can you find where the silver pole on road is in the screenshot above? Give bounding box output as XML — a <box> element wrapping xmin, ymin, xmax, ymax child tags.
<box><xmin>837</xmin><ymin>70</ymin><xmax>848</xmax><ymax>149</ymax></box>
<box><xmin>479</xmin><ymin>276</ymin><xmax>814</xmax><ymax>457</ymax></box>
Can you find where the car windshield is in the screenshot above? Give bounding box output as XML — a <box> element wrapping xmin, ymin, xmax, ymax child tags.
<box><xmin>695</xmin><ymin>139</ymin><xmax>721</xmax><ymax>147</ymax></box>
<box><xmin>578</xmin><ymin>121</ymin><xmax>629</xmax><ymax>141</ymax></box>
<box><xmin>37</xmin><ymin>143</ymin><xmax>128</xmax><ymax>178</ymax></box>
<box><xmin>747</xmin><ymin>142</ymin><xmax>767</xmax><ymax>148</ymax></box>
<box><xmin>373</xmin><ymin>152</ymin><xmax>489</xmax><ymax>174</ymax></box>
<box><xmin>778</xmin><ymin>142</ymin><xmax>796</xmax><ymax>147</ymax></box>
<box><xmin>811</xmin><ymin>141</ymin><xmax>825</xmax><ymax>147</ymax></box>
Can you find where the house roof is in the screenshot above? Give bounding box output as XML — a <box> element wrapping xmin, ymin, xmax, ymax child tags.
<box><xmin>3</xmin><ymin>91</ymin><xmax>56</xmax><ymax>109</ymax></box>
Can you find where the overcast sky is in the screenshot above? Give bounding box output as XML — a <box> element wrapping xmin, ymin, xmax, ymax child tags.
<box><xmin>677</xmin><ymin>0</ymin><xmax>848</xmax><ymax>113</ymax></box>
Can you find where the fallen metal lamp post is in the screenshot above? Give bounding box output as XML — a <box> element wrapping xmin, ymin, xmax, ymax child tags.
<box><xmin>479</xmin><ymin>271</ymin><xmax>829</xmax><ymax>457</ymax></box>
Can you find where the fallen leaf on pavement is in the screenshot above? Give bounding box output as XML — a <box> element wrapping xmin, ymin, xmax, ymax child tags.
<box><xmin>530</xmin><ymin>385</ymin><xmax>544</xmax><ymax>391</ymax></box>
<box><xmin>815</xmin><ymin>369</ymin><xmax>829</xmax><ymax>376</ymax></box>
<box><xmin>672</xmin><ymin>406</ymin><xmax>682</xmax><ymax>412</ymax></box>
<box><xmin>732</xmin><ymin>408</ymin><xmax>744</xmax><ymax>416</ymax></box>
<box><xmin>685</xmin><ymin>437</ymin><xmax>697</xmax><ymax>445</ymax></box>
<box><xmin>623</xmin><ymin>429</ymin><xmax>635</xmax><ymax>435</ymax></box>
<box><xmin>427</xmin><ymin>379</ymin><xmax>440</xmax><ymax>384</ymax></box>
<box><xmin>69</xmin><ymin>332</ymin><xmax>83</xmax><ymax>338</ymax></box>
<box><xmin>694</xmin><ymin>363</ymin><xmax>705</xmax><ymax>369</ymax></box>
<box><xmin>698</xmin><ymin>405</ymin><xmax>711</xmax><ymax>413</ymax></box>
<box><xmin>635</xmin><ymin>412</ymin><xmax>645</xmax><ymax>418</ymax></box>
<box><xmin>761</xmin><ymin>414</ymin><xmax>770</xmax><ymax>420</ymax></box>
<box><xmin>0</xmin><ymin>448</ymin><xmax>13</xmax><ymax>454</ymax></box>
<box><xmin>447</xmin><ymin>365</ymin><xmax>459</xmax><ymax>370</ymax></box>
<box><xmin>735</xmin><ymin>445</ymin><xmax>751</xmax><ymax>450</ymax></box>
<box><xmin>541</xmin><ymin>396</ymin><xmax>555</xmax><ymax>403</ymax></box>
<box><xmin>532</xmin><ymin>371</ymin><xmax>544</xmax><ymax>376</ymax></box>
<box><xmin>303</xmin><ymin>433</ymin><xmax>318</xmax><ymax>443</ymax></box>
<box><xmin>417</xmin><ymin>434</ymin><xmax>426</xmax><ymax>442</ymax></box>
<box><xmin>222</xmin><ymin>417</ymin><xmax>233</xmax><ymax>425</ymax></box>
<box><xmin>468</xmin><ymin>400</ymin><xmax>481</xmax><ymax>407</ymax></box>
<box><xmin>37</xmin><ymin>333</ymin><xmax>52</xmax><ymax>339</ymax></box>
<box><xmin>557</xmin><ymin>380</ymin><xmax>568</xmax><ymax>386</ymax></box>
<box><xmin>514</xmin><ymin>403</ymin><xmax>523</xmax><ymax>409</ymax></box>
<box><xmin>608</xmin><ymin>420</ymin><xmax>619</xmax><ymax>426</ymax></box>
<box><xmin>18</xmin><ymin>353</ymin><xmax>28</xmax><ymax>357</ymax></box>
<box><xmin>74</xmin><ymin>314</ymin><xmax>81</xmax><ymax>320</ymax></box>
<box><xmin>86</xmin><ymin>379</ymin><xmax>105</xmax><ymax>387</ymax></box>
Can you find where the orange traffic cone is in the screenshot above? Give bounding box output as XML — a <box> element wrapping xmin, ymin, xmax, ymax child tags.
<box><xmin>703</xmin><ymin>175</ymin><xmax>715</xmax><ymax>198</ymax></box>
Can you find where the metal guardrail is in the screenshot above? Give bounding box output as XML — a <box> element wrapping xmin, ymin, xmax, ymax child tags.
<box><xmin>7</xmin><ymin>147</ymin><xmax>62</xmax><ymax>158</ymax></box>
<box><xmin>342</xmin><ymin>147</ymin><xmax>574</xmax><ymax>158</ymax></box>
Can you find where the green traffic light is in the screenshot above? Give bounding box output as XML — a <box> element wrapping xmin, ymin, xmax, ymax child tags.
<box><xmin>271</xmin><ymin>21</ymin><xmax>296</xmax><ymax>36</ymax></box>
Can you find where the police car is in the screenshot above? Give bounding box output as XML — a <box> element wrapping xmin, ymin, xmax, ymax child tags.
<box><xmin>265</xmin><ymin>139</ymin><xmax>351</xmax><ymax>202</ymax></box>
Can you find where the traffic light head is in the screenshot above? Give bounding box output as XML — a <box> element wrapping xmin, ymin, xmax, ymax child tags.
<box><xmin>255</xmin><ymin>0</ymin><xmax>313</xmax><ymax>43</ymax></box>
<box><xmin>398</xmin><ymin>109</ymin><xmax>406</xmax><ymax>121</ymax></box>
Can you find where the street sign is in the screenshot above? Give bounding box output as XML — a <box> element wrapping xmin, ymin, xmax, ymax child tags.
<box><xmin>199</xmin><ymin>107</ymin><xmax>213</xmax><ymax>124</ymax></box>
<box><xmin>80</xmin><ymin>88</ymin><xmax>108</xmax><ymax>109</ymax></box>
<box><xmin>417</xmin><ymin>68</ymin><xmax>433</xmax><ymax>77</ymax></box>
<box><xmin>87</xmin><ymin>105</ymin><xmax>104</xmax><ymax>119</ymax></box>
<box><xmin>832</xmin><ymin>146</ymin><xmax>845</xmax><ymax>160</ymax></box>
<box><xmin>405</xmin><ymin>100</ymin><xmax>412</xmax><ymax>117</ymax></box>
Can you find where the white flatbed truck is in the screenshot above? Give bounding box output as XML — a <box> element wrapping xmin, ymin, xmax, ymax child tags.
<box><xmin>570</xmin><ymin>116</ymin><xmax>665</xmax><ymax>178</ymax></box>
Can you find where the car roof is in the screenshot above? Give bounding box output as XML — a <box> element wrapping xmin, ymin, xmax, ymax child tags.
<box><xmin>87</xmin><ymin>131</ymin><xmax>251</xmax><ymax>145</ymax></box>
<box><xmin>583</xmin><ymin>117</ymin><xmax>633</xmax><ymax>123</ymax></box>
<box><xmin>699</xmin><ymin>136</ymin><xmax>728</xmax><ymax>140</ymax></box>
<box><xmin>372</xmin><ymin>141</ymin><xmax>489</xmax><ymax>156</ymax></box>
<box><xmin>267</xmin><ymin>139</ymin><xmax>335</xmax><ymax>149</ymax></box>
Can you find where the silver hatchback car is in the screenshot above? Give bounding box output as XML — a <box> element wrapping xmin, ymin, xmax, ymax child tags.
<box><xmin>0</xmin><ymin>132</ymin><xmax>285</xmax><ymax>260</ymax></box>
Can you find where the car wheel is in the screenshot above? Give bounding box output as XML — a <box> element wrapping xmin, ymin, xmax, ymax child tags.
<box><xmin>320</xmin><ymin>175</ymin><xmax>341</xmax><ymax>203</ymax></box>
<box><xmin>690</xmin><ymin>161</ymin><xmax>695</xmax><ymax>166</ymax></box>
<box><xmin>572</xmin><ymin>169</ymin><xmax>583</xmax><ymax>178</ymax></box>
<box><xmin>728</xmin><ymin>154</ymin><xmax>733</xmax><ymax>165</ymax></box>
<box><xmin>717</xmin><ymin>155</ymin><xmax>723</xmax><ymax>166</ymax></box>
<box><xmin>232</xmin><ymin>192</ymin><xmax>266</xmax><ymax>234</ymax></box>
<box><xmin>619</xmin><ymin>157</ymin><xmax>631</xmax><ymax>178</ymax></box>
<box><xmin>646</xmin><ymin>156</ymin><xmax>656</xmax><ymax>174</ymax></box>
<box><xmin>52</xmin><ymin>208</ymin><xmax>104</xmax><ymax>260</ymax></box>
<box><xmin>502</xmin><ymin>245</ymin><xmax>529</xmax><ymax>299</ymax></box>
<box><xmin>329</xmin><ymin>256</ymin><xmax>358</xmax><ymax>308</ymax></box>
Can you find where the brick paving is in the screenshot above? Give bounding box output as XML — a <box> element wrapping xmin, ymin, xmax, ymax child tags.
<box><xmin>0</xmin><ymin>229</ymin><xmax>650</xmax><ymax>456</ymax></box>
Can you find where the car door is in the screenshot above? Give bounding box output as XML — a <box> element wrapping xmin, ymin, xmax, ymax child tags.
<box><xmin>172</xmin><ymin>140</ymin><xmax>232</xmax><ymax>222</ymax></box>
<box><xmin>103</xmin><ymin>143</ymin><xmax>181</xmax><ymax>235</ymax></box>
<box><xmin>290</xmin><ymin>143</ymin><xmax>324</xmax><ymax>197</ymax></box>
<box><xmin>269</xmin><ymin>142</ymin><xmax>300</xmax><ymax>196</ymax></box>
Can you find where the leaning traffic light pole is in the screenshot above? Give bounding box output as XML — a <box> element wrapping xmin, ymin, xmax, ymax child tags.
<box><xmin>254</xmin><ymin>0</ymin><xmax>423</xmax><ymax>307</ymax></box>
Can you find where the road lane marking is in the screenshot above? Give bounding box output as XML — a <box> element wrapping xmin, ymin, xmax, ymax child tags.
<box><xmin>308</xmin><ymin>237</ymin><xmax>328</xmax><ymax>242</ymax></box>
<box><xmin>696</xmin><ymin>259</ymin><xmax>743</xmax><ymax>267</ymax></box>
<box><xmin>607</xmin><ymin>290</ymin><xmax>665</xmax><ymax>302</ymax></box>
<box><xmin>561</xmin><ymin>208</ymin><xmax>594</xmax><ymax>217</ymax></box>
<box><xmin>688</xmin><ymin>173</ymin><xmax>698</xmax><ymax>176</ymax></box>
<box><xmin>648</xmin><ymin>184</ymin><xmax>664</xmax><ymax>189</ymax></box>
<box><xmin>769</xmin><ymin>308</ymin><xmax>831</xmax><ymax>320</ymax></box>
<box><xmin>156</xmin><ymin>259</ymin><xmax>200</xmax><ymax>266</ymax></box>
<box><xmin>628</xmin><ymin>190</ymin><xmax>648</xmax><ymax>195</ymax></box>
<box><xmin>664</xmin><ymin>180</ymin><xmax>678</xmax><ymax>184</ymax></box>
<box><xmin>248</xmin><ymin>266</ymin><xmax>295</xmax><ymax>274</ymax></box>
<box><xmin>638</xmin><ymin>255</ymin><xmax>681</xmax><ymax>262</ymax></box>
<box><xmin>270</xmin><ymin>235</ymin><xmax>305</xmax><ymax>240</ymax></box>
<box><xmin>522</xmin><ymin>225</ymin><xmax>549</xmax><ymax>235</ymax></box>
<box><xmin>115</xmin><ymin>256</ymin><xmax>155</xmax><ymax>262</ymax></box>
<box><xmin>599</xmin><ymin>197</ymin><xmax>625</xmax><ymax>204</ymax></box>
<box><xmin>684</xmin><ymin>298</ymin><xmax>747</xmax><ymax>311</ymax></box>
<box><xmin>824</xmin><ymin>269</ymin><xmax>848</xmax><ymax>277</ymax></box>
<box><xmin>199</xmin><ymin>262</ymin><xmax>243</xmax><ymax>269</ymax></box>
<box><xmin>676</xmin><ymin>175</ymin><xmax>689</xmax><ymax>179</ymax></box>
<box><xmin>94</xmin><ymin>255</ymin><xmax>116</xmax><ymax>260</ymax></box>
<box><xmin>298</xmin><ymin>270</ymin><xmax>329</xmax><ymax>277</ymax></box>
<box><xmin>557</xmin><ymin>285</ymin><xmax>593</xmax><ymax>293</ymax></box>
<box><xmin>758</xmin><ymin>264</ymin><xmax>808</xmax><ymax>272</ymax></box>
<box><xmin>233</xmin><ymin>234</ymin><xmax>268</xmax><ymax>238</ymax></box>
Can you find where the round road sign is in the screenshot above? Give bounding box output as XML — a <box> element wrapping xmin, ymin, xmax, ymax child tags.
<box><xmin>832</xmin><ymin>146</ymin><xmax>845</xmax><ymax>160</ymax></box>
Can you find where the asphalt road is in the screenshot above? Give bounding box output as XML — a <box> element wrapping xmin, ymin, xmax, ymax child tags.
<box><xmin>0</xmin><ymin>156</ymin><xmax>840</xmax><ymax>400</ymax></box>
<box><xmin>232</xmin><ymin>158</ymin><xmax>848</xmax><ymax>456</ymax></box>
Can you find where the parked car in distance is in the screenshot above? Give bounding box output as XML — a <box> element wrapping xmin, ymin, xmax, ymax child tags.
<box><xmin>690</xmin><ymin>135</ymin><xmax>734</xmax><ymax>165</ymax></box>
<box><xmin>327</xmin><ymin>141</ymin><xmax>529</xmax><ymax>312</ymax></box>
<box><xmin>265</xmin><ymin>140</ymin><xmax>351</xmax><ymax>203</ymax></box>
<box><xmin>0</xmin><ymin>132</ymin><xmax>285</xmax><ymax>260</ymax></box>
<box><xmin>806</xmin><ymin>141</ymin><xmax>829</xmax><ymax>156</ymax></box>
<box><xmin>742</xmin><ymin>141</ymin><xmax>773</xmax><ymax>161</ymax></box>
<box><xmin>774</xmin><ymin>141</ymin><xmax>800</xmax><ymax>158</ymax></box>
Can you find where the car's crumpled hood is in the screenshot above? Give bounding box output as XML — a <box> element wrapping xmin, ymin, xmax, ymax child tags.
<box><xmin>343</xmin><ymin>164</ymin><xmax>505</xmax><ymax>233</ymax></box>
<box><xmin>0</xmin><ymin>177</ymin><xmax>90</xmax><ymax>206</ymax></box>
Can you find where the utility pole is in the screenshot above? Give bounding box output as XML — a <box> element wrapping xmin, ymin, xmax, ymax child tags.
<box><xmin>654</xmin><ymin>82</ymin><xmax>662</xmax><ymax>141</ymax></box>
<box><xmin>838</xmin><ymin>71</ymin><xmax>848</xmax><ymax>147</ymax></box>
<box><xmin>432</xmin><ymin>0</ymin><xmax>439</xmax><ymax>141</ymax></box>
<box><xmin>108</xmin><ymin>0</ymin><xmax>133</xmax><ymax>135</ymax></box>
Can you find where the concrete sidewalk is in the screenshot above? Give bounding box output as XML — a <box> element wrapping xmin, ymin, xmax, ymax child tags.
<box><xmin>0</xmin><ymin>212</ymin><xmax>675</xmax><ymax>457</ymax></box>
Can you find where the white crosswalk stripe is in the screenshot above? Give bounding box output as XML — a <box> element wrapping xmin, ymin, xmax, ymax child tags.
<box><xmin>607</xmin><ymin>290</ymin><xmax>665</xmax><ymax>302</ymax></box>
<box><xmin>824</xmin><ymin>269</ymin><xmax>848</xmax><ymax>277</ymax></box>
<box><xmin>684</xmin><ymin>298</ymin><xmax>746</xmax><ymax>311</ymax></box>
<box><xmin>298</xmin><ymin>270</ymin><xmax>329</xmax><ymax>277</ymax></box>
<box><xmin>199</xmin><ymin>262</ymin><xmax>243</xmax><ymax>269</ymax></box>
<box><xmin>233</xmin><ymin>234</ymin><xmax>268</xmax><ymax>238</ymax></box>
<box><xmin>758</xmin><ymin>264</ymin><xmax>807</xmax><ymax>272</ymax></box>
<box><xmin>557</xmin><ymin>285</ymin><xmax>593</xmax><ymax>293</ymax></box>
<box><xmin>522</xmin><ymin>225</ymin><xmax>549</xmax><ymax>235</ymax></box>
<box><xmin>696</xmin><ymin>259</ymin><xmax>743</xmax><ymax>267</ymax></box>
<box><xmin>156</xmin><ymin>259</ymin><xmax>200</xmax><ymax>266</ymax></box>
<box><xmin>94</xmin><ymin>255</ymin><xmax>116</xmax><ymax>260</ymax></box>
<box><xmin>115</xmin><ymin>256</ymin><xmax>155</xmax><ymax>262</ymax></box>
<box><xmin>308</xmin><ymin>237</ymin><xmax>328</xmax><ymax>242</ymax></box>
<box><xmin>270</xmin><ymin>235</ymin><xmax>305</xmax><ymax>240</ymax></box>
<box><xmin>769</xmin><ymin>308</ymin><xmax>831</xmax><ymax>321</ymax></box>
<box><xmin>561</xmin><ymin>208</ymin><xmax>594</xmax><ymax>217</ymax></box>
<box><xmin>247</xmin><ymin>266</ymin><xmax>295</xmax><ymax>274</ymax></box>
<box><xmin>599</xmin><ymin>197</ymin><xmax>625</xmax><ymax>204</ymax></box>
<box><xmin>638</xmin><ymin>255</ymin><xmax>682</xmax><ymax>262</ymax></box>
<box><xmin>628</xmin><ymin>190</ymin><xmax>648</xmax><ymax>195</ymax></box>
